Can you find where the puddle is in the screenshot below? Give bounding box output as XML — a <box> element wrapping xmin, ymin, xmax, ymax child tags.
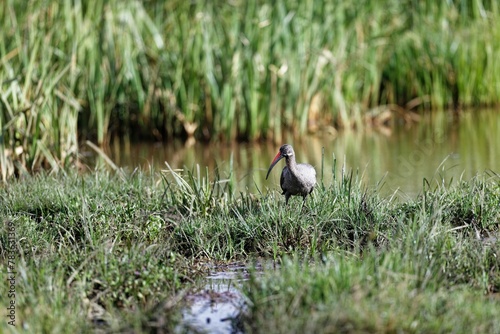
<box><xmin>176</xmin><ymin>262</ymin><xmax>262</xmax><ymax>334</ymax></box>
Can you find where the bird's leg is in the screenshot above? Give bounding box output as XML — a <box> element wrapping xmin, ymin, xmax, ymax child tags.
<box><xmin>301</xmin><ymin>196</ymin><xmax>307</xmax><ymax>211</ymax></box>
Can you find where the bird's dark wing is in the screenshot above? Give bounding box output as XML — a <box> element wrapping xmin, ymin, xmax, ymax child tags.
<box><xmin>280</xmin><ymin>166</ymin><xmax>289</xmax><ymax>194</ymax></box>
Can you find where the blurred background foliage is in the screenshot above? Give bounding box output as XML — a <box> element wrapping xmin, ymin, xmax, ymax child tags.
<box><xmin>1</xmin><ymin>0</ymin><xmax>500</xmax><ymax>179</ymax></box>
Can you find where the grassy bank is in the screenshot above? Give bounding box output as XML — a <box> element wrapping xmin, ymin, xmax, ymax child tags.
<box><xmin>0</xmin><ymin>166</ymin><xmax>498</xmax><ymax>332</ymax></box>
<box><xmin>2</xmin><ymin>0</ymin><xmax>500</xmax><ymax>179</ymax></box>
<box><xmin>244</xmin><ymin>253</ymin><xmax>499</xmax><ymax>333</ymax></box>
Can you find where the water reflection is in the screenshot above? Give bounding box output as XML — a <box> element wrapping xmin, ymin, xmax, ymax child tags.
<box><xmin>89</xmin><ymin>110</ymin><xmax>500</xmax><ymax>198</ymax></box>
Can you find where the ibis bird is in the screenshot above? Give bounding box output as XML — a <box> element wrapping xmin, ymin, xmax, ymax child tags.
<box><xmin>266</xmin><ymin>144</ymin><xmax>316</xmax><ymax>205</ymax></box>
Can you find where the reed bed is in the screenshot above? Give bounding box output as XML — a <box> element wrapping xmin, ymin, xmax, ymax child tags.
<box><xmin>2</xmin><ymin>0</ymin><xmax>500</xmax><ymax>180</ymax></box>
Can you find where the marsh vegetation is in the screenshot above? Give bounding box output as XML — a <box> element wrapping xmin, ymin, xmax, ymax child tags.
<box><xmin>2</xmin><ymin>0</ymin><xmax>500</xmax><ymax>179</ymax></box>
<box><xmin>0</xmin><ymin>166</ymin><xmax>498</xmax><ymax>332</ymax></box>
<box><xmin>1</xmin><ymin>1</ymin><xmax>500</xmax><ymax>332</ymax></box>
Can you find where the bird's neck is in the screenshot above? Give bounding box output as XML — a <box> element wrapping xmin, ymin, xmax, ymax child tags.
<box><xmin>285</xmin><ymin>157</ymin><xmax>298</xmax><ymax>174</ymax></box>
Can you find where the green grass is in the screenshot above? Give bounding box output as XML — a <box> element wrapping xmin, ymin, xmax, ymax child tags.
<box><xmin>243</xmin><ymin>253</ymin><xmax>499</xmax><ymax>333</ymax></box>
<box><xmin>0</xmin><ymin>171</ymin><xmax>205</xmax><ymax>332</ymax></box>
<box><xmin>0</xmin><ymin>164</ymin><xmax>498</xmax><ymax>332</ymax></box>
<box><xmin>2</xmin><ymin>0</ymin><xmax>500</xmax><ymax>179</ymax></box>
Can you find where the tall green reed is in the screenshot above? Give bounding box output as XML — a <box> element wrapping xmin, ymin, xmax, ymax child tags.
<box><xmin>2</xmin><ymin>0</ymin><xmax>500</xmax><ymax>180</ymax></box>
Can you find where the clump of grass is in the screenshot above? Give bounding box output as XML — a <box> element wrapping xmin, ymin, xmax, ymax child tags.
<box><xmin>242</xmin><ymin>252</ymin><xmax>500</xmax><ymax>333</ymax></box>
<box><xmin>161</xmin><ymin>161</ymin><xmax>235</xmax><ymax>217</ymax></box>
<box><xmin>0</xmin><ymin>171</ymin><xmax>204</xmax><ymax>332</ymax></box>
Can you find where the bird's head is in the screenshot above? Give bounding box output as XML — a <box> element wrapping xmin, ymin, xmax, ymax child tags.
<box><xmin>279</xmin><ymin>144</ymin><xmax>294</xmax><ymax>158</ymax></box>
<box><xmin>266</xmin><ymin>144</ymin><xmax>295</xmax><ymax>179</ymax></box>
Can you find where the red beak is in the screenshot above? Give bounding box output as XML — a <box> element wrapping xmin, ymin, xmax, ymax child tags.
<box><xmin>266</xmin><ymin>151</ymin><xmax>284</xmax><ymax>179</ymax></box>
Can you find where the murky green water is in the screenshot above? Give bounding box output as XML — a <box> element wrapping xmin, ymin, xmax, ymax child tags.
<box><xmin>91</xmin><ymin>109</ymin><xmax>500</xmax><ymax>198</ymax></box>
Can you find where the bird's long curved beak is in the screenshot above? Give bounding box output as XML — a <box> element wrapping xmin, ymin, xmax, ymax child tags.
<box><xmin>266</xmin><ymin>152</ymin><xmax>283</xmax><ymax>179</ymax></box>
